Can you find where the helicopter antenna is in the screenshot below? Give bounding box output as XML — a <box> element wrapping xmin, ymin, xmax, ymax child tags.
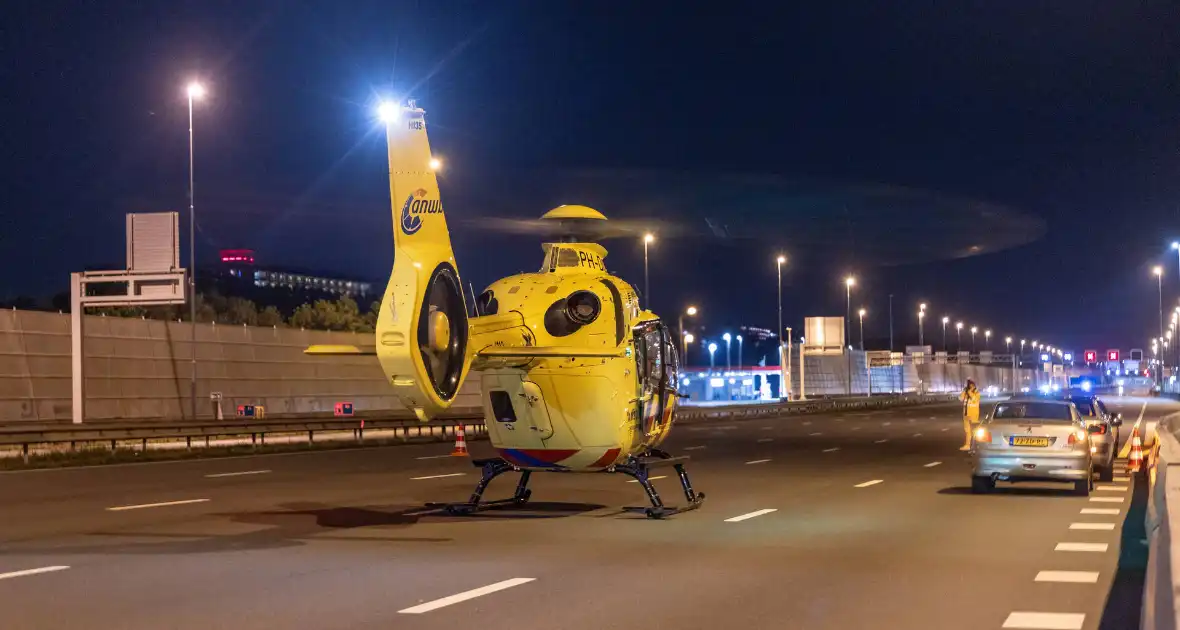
<box><xmin>468</xmin><ymin>282</ymin><xmax>480</xmax><ymax>316</ymax></box>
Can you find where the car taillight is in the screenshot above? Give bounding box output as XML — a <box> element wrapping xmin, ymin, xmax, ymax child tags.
<box><xmin>1067</xmin><ymin>428</ymin><xmax>1087</xmax><ymax>445</ymax></box>
<box><xmin>974</xmin><ymin>427</ymin><xmax>991</xmax><ymax>443</ymax></box>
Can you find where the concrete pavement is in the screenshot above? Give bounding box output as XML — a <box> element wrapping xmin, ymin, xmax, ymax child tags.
<box><xmin>0</xmin><ymin>396</ymin><xmax>1173</xmax><ymax>629</ymax></box>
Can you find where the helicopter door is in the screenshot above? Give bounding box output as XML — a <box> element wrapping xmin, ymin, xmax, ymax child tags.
<box><xmin>482</xmin><ymin>374</ymin><xmax>554</xmax><ymax>448</ymax></box>
<box><xmin>635</xmin><ymin>322</ymin><xmax>679</xmax><ymax>437</ymax></box>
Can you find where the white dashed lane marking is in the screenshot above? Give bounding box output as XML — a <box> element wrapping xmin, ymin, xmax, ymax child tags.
<box><xmin>874</xmin><ymin>439</ymin><xmax>889</xmax><ymax>444</ymax></box>
<box><xmin>1069</xmin><ymin>523</ymin><xmax>1115</xmax><ymax>531</ymax></box>
<box><xmin>923</xmin><ymin>461</ymin><xmax>942</xmax><ymax>468</ymax></box>
<box><xmin>746</xmin><ymin>459</ymin><xmax>772</xmax><ymax>465</ymax></box>
<box><xmin>1002</xmin><ymin>611</ymin><xmax>1084</xmax><ymax>629</ymax></box>
<box><xmin>398</xmin><ymin>578</ymin><xmax>536</xmax><ymax>614</ymax></box>
<box><xmin>1080</xmin><ymin>508</ymin><xmax>1119</xmax><ymax>515</ymax></box>
<box><xmin>822</xmin><ymin>447</ymin><xmax>840</xmax><ymax>453</ymax></box>
<box><xmin>854</xmin><ymin>480</ymin><xmax>883</xmax><ymax>488</ymax></box>
<box><xmin>724</xmin><ymin>509</ymin><xmax>777</xmax><ymax>523</ymax></box>
<box><xmin>1096</xmin><ymin>486</ymin><xmax>1127</xmax><ymax>492</ymax></box>
<box><xmin>411</xmin><ymin>473</ymin><xmax>466</xmax><ymax>481</ymax></box>
<box><xmin>1034</xmin><ymin>571</ymin><xmax>1099</xmax><ymax>584</ymax></box>
<box><xmin>0</xmin><ymin>566</ymin><xmax>70</xmax><ymax>581</ymax></box>
<box><xmin>107</xmin><ymin>499</ymin><xmax>209</xmax><ymax>512</ymax></box>
<box><xmin>1055</xmin><ymin>542</ymin><xmax>1108</xmax><ymax>553</ymax></box>
<box><xmin>205</xmin><ymin>470</ymin><xmax>271</xmax><ymax>478</ymax></box>
<box><xmin>1089</xmin><ymin>497</ymin><xmax>1124</xmax><ymax>503</ymax></box>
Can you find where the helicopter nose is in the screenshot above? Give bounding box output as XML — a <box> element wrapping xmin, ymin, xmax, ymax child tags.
<box><xmin>427</xmin><ymin>309</ymin><xmax>451</xmax><ymax>352</ymax></box>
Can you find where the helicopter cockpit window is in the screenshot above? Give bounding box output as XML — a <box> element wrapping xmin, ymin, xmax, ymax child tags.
<box><xmin>556</xmin><ymin>248</ymin><xmax>581</xmax><ymax>268</ymax></box>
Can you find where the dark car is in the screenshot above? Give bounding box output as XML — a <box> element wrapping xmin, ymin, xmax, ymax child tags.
<box><xmin>1066</xmin><ymin>391</ymin><xmax>1122</xmax><ymax>481</ymax></box>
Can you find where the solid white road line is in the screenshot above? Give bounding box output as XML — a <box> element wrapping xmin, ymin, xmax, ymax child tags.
<box><xmin>874</xmin><ymin>439</ymin><xmax>889</xmax><ymax>444</ymax></box>
<box><xmin>683</xmin><ymin>446</ymin><xmax>707</xmax><ymax>451</ymax></box>
<box><xmin>854</xmin><ymin>479</ymin><xmax>884</xmax><ymax>488</ymax></box>
<box><xmin>822</xmin><ymin>447</ymin><xmax>840</xmax><ymax>453</ymax></box>
<box><xmin>924</xmin><ymin>461</ymin><xmax>942</xmax><ymax>468</ymax></box>
<box><xmin>205</xmin><ymin>470</ymin><xmax>271</xmax><ymax>478</ymax></box>
<box><xmin>107</xmin><ymin>499</ymin><xmax>209</xmax><ymax>512</ymax></box>
<box><xmin>399</xmin><ymin>578</ymin><xmax>535</xmax><ymax>614</ymax></box>
<box><xmin>0</xmin><ymin>566</ymin><xmax>70</xmax><ymax>581</ymax></box>
<box><xmin>1080</xmin><ymin>508</ymin><xmax>1120</xmax><ymax>515</ymax></box>
<box><xmin>757</xmin><ymin>438</ymin><xmax>774</xmax><ymax>443</ymax></box>
<box><xmin>1089</xmin><ymin>496</ymin><xmax>1124</xmax><ymax>503</ymax></box>
<box><xmin>1069</xmin><ymin>523</ymin><xmax>1116</xmax><ymax>531</ymax></box>
<box><xmin>1055</xmin><ymin>542</ymin><xmax>1108</xmax><ymax>552</ymax></box>
<box><xmin>416</xmin><ymin>455</ymin><xmax>454</xmax><ymax>460</ymax></box>
<box><xmin>1096</xmin><ymin>486</ymin><xmax>1127</xmax><ymax>492</ymax></box>
<box><xmin>627</xmin><ymin>476</ymin><xmax>667</xmax><ymax>483</ymax></box>
<box><xmin>724</xmin><ymin>509</ymin><xmax>777</xmax><ymax>523</ymax></box>
<box><xmin>745</xmin><ymin>459</ymin><xmax>772</xmax><ymax>465</ymax></box>
<box><xmin>940</xmin><ymin>427</ymin><xmax>950</xmax><ymax>432</ymax></box>
<box><xmin>1035</xmin><ymin>571</ymin><xmax>1099</xmax><ymax>584</ymax></box>
<box><xmin>1002</xmin><ymin>611</ymin><xmax>1084</xmax><ymax>629</ymax></box>
<box><xmin>411</xmin><ymin>473</ymin><xmax>467</xmax><ymax>481</ymax></box>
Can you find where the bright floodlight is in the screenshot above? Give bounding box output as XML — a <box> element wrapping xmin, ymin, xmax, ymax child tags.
<box><xmin>919</xmin><ymin>303</ymin><xmax>927</xmax><ymax>311</ymax></box>
<box><xmin>776</xmin><ymin>255</ymin><xmax>786</xmax><ymax>264</ymax></box>
<box><xmin>1005</xmin><ymin>337</ymin><xmax>1012</xmax><ymax>343</ymax></box>
<box><xmin>985</xmin><ymin>330</ymin><xmax>992</xmax><ymax>337</ymax></box>
<box><xmin>942</xmin><ymin>316</ymin><xmax>949</xmax><ymax>324</ymax></box>
<box><xmin>970</xmin><ymin>326</ymin><xmax>977</xmax><ymax>334</ymax></box>
<box><xmin>736</xmin><ymin>334</ymin><xmax>743</xmax><ymax>341</ymax></box>
<box><xmin>845</xmin><ymin>276</ymin><xmax>855</xmax><ymax>287</ymax></box>
<box><xmin>918</xmin><ymin>310</ymin><xmax>925</xmax><ymax>318</ymax></box>
<box><xmin>684</xmin><ymin>333</ymin><xmax>695</xmax><ymax>343</ymax></box>
<box><xmin>708</xmin><ymin>342</ymin><xmax>717</xmax><ymax>352</ymax></box>
<box><xmin>722</xmin><ymin>333</ymin><xmax>731</xmax><ymax>342</ymax></box>
<box><xmin>1154</xmin><ymin>265</ymin><xmax>1164</xmax><ymax>276</ymax></box>
<box><xmin>1173</xmin><ymin>242</ymin><xmax>1179</xmax><ymax>249</ymax></box>
<box><xmin>186</xmin><ymin>82</ymin><xmax>206</xmax><ymax>99</ymax></box>
<box><xmin>858</xmin><ymin>308</ymin><xmax>866</xmax><ymax>317</ymax></box>
<box><xmin>644</xmin><ymin>233</ymin><xmax>655</xmax><ymax>244</ymax></box>
<box><xmin>377</xmin><ymin>101</ymin><xmax>399</xmax><ymax>123</ymax></box>
<box><xmin>429</xmin><ymin>157</ymin><xmax>442</xmax><ymax>171</ymax></box>
<box><xmin>686</xmin><ymin>306</ymin><xmax>698</xmax><ymax>316</ymax></box>
<box><xmin>956</xmin><ymin>321</ymin><xmax>963</xmax><ymax>330</ymax></box>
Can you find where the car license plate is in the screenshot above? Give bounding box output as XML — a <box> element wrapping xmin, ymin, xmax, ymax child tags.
<box><xmin>1010</xmin><ymin>436</ymin><xmax>1050</xmax><ymax>447</ymax></box>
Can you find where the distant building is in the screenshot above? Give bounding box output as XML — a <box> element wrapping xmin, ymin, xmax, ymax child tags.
<box><xmin>201</xmin><ymin>249</ymin><xmax>378</xmax><ymax>311</ymax></box>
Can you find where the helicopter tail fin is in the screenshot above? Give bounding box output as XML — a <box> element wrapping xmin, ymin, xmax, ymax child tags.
<box><xmin>376</xmin><ymin>101</ymin><xmax>470</xmax><ymax>421</ymax></box>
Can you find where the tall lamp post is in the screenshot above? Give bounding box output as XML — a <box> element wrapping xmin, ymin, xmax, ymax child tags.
<box><xmin>777</xmin><ymin>255</ymin><xmax>788</xmax><ymax>398</ymax></box>
<box><xmin>985</xmin><ymin>329</ymin><xmax>992</xmax><ymax>351</ymax></box>
<box><xmin>708</xmin><ymin>342</ymin><xmax>717</xmax><ymax>372</ymax></box>
<box><xmin>918</xmin><ymin>303</ymin><xmax>926</xmax><ymax>347</ymax></box>
<box><xmin>679</xmin><ymin>305</ymin><xmax>697</xmax><ymax>363</ymax></box>
<box><xmin>1155</xmin><ymin>266</ymin><xmax>1165</xmax><ymax>385</ymax></box>
<box><xmin>858</xmin><ymin>308</ymin><xmax>867</xmax><ymax>350</ymax></box>
<box><xmin>844</xmin><ymin>276</ymin><xmax>856</xmax><ymax>396</ymax></box>
<box><xmin>723</xmin><ymin>333</ymin><xmax>732</xmax><ymax>371</ymax></box>
<box><xmin>643</xmin><ymin>233</ymin><xmax>654</xmax><ymax>306</ymax></box>
<box><xmin>888</xmin><ymin>294</ymin><xmax>894</xmax><ymax>351</ymax></box>
<box><xmin>736</xmin><ymin>334</ymin><xmax>744</xmax><ymax>370</ymax></box>
<box><xmin>955</xmin><ymin>321</ymin><xmax>963</xmax><ymax>352</ymax></box>
<box><xmin>970</xmin><ymin>326</ymin><xmax>978</xmax><ymax>352</ymax></box>
<box><xmin>185</xmin><ymin>81</ymin><xmax>205</xmax><ymax>421</ymax></box>
<box><xmin>683</xmin><ymin>333</ymin><xmax>695</xmax><ymax>366</ymax></box>
<box><xmin>941</xmin><ymin>316</ymin><xmax>949</xmax><ymax>352</ymax></box>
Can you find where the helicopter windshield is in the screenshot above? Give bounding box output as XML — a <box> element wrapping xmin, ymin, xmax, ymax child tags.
<box><xmin>635</xmin><ymin>321</ymin><xmax>680</xmax><ymax>435</ymax></box>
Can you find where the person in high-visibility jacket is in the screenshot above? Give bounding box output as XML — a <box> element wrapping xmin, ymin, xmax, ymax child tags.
<box><xmin>959</xmin><ymin>379</ymin><xmax>981</xmax><ymax>451</ymax></box>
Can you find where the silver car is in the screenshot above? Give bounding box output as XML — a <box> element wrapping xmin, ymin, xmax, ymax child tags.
<box><xmin>1067</xmin><ymin>393</ymin><xmax>1122</xmax><ymax>482</ymax></box>
<box><xmin>970</xmin><ymin>397</ymin><xmax>1094</xmax><ymax>495</ymax></box>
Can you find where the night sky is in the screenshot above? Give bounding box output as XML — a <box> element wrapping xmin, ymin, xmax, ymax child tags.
<box><xmin>4</xmin><ymin>1</ymin><xmax>1180</xmax><ymax>353</ymax></box>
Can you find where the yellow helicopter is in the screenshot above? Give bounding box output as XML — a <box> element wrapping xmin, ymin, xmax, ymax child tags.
<box><xmin>307</xmin><ymin>100</ymin><xmax>703</xmax><ymax>518</ymax></box>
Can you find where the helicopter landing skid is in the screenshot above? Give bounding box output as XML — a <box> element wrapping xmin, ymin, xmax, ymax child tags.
<box><xmin>614</xmin><ymin>449</ymin><xmax>706</xmax><ymax>519</ymax></box>
<box><xmin>425</xmin><ymin>451</ymin><xmax>704</xmax><ymax>520</ymax></box>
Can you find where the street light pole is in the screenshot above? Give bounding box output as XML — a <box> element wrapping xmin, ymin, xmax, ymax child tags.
<box><xmin>845</xmin><ymin>277</ymin><xmax>855</xmax><ymax>396</ymax></box>
<box><xmin>737</xmin><ymin>335</ymin><xmax>743</xmax><ymax>370</ymax></box>
<box><xmin>942</xmin><ymin>316</ymin><xmax>949</xmax><ymax>352</ymax></box>
<box><xmin>643</xmin><ymin>233</ymin><xmax>654</xmax><ymax>307</ymax></box>
<box><xmin>777</xmin><ymin>255</ymin><xmax>787</xmax><ymax>397</ymax></box>
<box><xmin>723</xmin><ymin>333</ymin><xmax>732</xmax><ymax>371</ymax></box>
<box><xmin>985</xmin><ymin>329</ymin><xmax>992</xmax><ymax>351</ymax></box>
<box><xmin>858</xmin><ymin>308</ymin><xmax>866</xmax><ymax>350</ymax></box>
<box><xmin>679</xmin><ymin>305</ymin><xmax>697</xmax><ymax>365</ymax></box>
<box><xmin>1155</xmin><ymin>266</ymin><xmax>1165</xmax><ymax>385</ymax></box>
<box><xmin>888</xmin><ymin>294</ymin><xmax>894</xmax><ymax>352</ymax></box>
<box><xmin>186</xmin><ymin>81</ymin><xmax>205</xmax><ymax>421</ymax></box>
<box><xmin>970</xmin><ymin>326</ymin><xmax>977</xmax><ymax>353</ymax></box>
<box><xmin>956</xmin><ymin>322</ymin><xmax>963</xmax><ymax>352</ymax></box>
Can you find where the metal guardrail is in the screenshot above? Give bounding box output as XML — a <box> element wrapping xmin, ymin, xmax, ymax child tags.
<box><xmin>1143</xmin><ymin>412</ymin><xmax>1180</xmax><ymax>630</ymax></box>
<box><xmin>0</xmin><ymin>394</ymin><xmax>960</xmax><ymax>465</ymax></box>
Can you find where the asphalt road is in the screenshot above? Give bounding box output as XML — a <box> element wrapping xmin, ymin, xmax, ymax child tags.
<box><xmin>1</xmin><ymin>397</ymin><xmax>1174</xmax><ymax>630</ymax></box>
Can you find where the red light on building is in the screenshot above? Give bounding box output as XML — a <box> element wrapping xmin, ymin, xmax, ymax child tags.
<box><xmin>219</xmin><ymin>249</ymin><xmax>256</xmax><ymax>265</ymax></box>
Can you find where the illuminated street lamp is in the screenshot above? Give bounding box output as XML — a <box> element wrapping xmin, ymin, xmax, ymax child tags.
<box><xmin>1020</xmin><ymin>339</ymin><xmax>1026</xmax><ymax>355</ymax></box>
<box><xmin>643</xmin><ymin>233</ymin><xmax>655</xmax><ymax>306</ymax></box>
<box><xmin>708</xmin><ymin>342</ymin><xmax>717</xmax><ymax>371</ymax></box>
<box><xmin>722</xmin><ymin>332</ymin><xmax>732</xmax><ymax>371</ymax></box>
<box><xmin>1155</xmin><ymin>266</ymin><xmax>1165</xmax><ymax>384</ymax></box>
<box><xmin>985</xmin><ymin>329</ymin><xmax>992</xmax><ymax>350</ymax></box>
<box><xmin>377</xmin><ymin>101</ymin><xmax>399</xmax><ymax>123</ymax></box>
<box><xmin>858</xmin><ymin>308</ymin><xmax>867</xmax><ymax>350</ymax></box>
<box><xmin>776</xmin><ymin>254</ymin><xmax>787</xmax><ymax>359</ymax></box>
<box><xmin>955</xmin><ymin>321</ymin><xmax>963</xmax><ymax>352</ymax></box>
<box><xmin>679</xmin><ymin>306</ymin><xmax>697</xmax><ymax>364</ymax></box>
<box><xmin>942</xmin><ymin>316</ymin><xmax>950</xmax><ymax>352</ymax></box>
<box><xmin>970</xmin><ymin>326</ymin><xmax>978</xmax><ymax>352</ymax></box>
<box><xmin>429</xmin><ymin>157</ymin><xmax>442</xmax><ymax>171</ymax></box>
<box><xmin>844</xmin><ymin>277</ymin><xmax>856</xmax><ymax>349</ymax></box>
<box><xmin>918</xmin><ymin>303</ymin><xmax>927</xmax><ymax>347</ymax></box>
<box><xmin>737</xmin><ymin>334</ymin><xmax>744</xmax><ymax>370</ymax></box>
<box><xmin>185</xmin><ymin>80</ymin><xmax>206</xmax><ymax>421</ymax></box>
<box><xmin>1173</xmin><ymin>242</ymin><xmax>1180</xmax><ymax>280</ymax></box>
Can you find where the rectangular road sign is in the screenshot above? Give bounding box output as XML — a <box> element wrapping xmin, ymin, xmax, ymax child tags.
<box><xmin>334</xmin><ymin>402</ymin><xmax>355</xmax><ymax>417</ymax></box>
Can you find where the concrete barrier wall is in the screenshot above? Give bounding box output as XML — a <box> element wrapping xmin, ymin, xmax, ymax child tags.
<box><xmin>0</xmin><ymin>309</ymin><xmax>478</xmax><ymax>423</ymax></box>
<box><xmin>787</xmin><ymin>351</ymin><xmax>1045</xmax><ymax>397</ymax></box>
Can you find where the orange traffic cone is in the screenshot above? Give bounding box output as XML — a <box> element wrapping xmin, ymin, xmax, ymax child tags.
<box><xmin>450</xmin><ymin>424</ymin><xmax>469</xmax><ymax>457</ymax></box>
<box><xmin>1128</xmin><ymin>425</ymin><xmax>1144</xmax><ymax>474</ymax></box>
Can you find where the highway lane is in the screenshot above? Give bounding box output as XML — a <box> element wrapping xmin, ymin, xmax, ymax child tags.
<box><xmin>0</xmin><ymin>397</ymin><xmax>1173</xmax><ymax>630</ymax></box>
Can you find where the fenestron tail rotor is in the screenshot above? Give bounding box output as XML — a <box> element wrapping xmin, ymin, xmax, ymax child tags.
<box><xmin>418</xmin><ymin>263</ymin><xmax>468</xmax><ymax>400</ymax></box>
